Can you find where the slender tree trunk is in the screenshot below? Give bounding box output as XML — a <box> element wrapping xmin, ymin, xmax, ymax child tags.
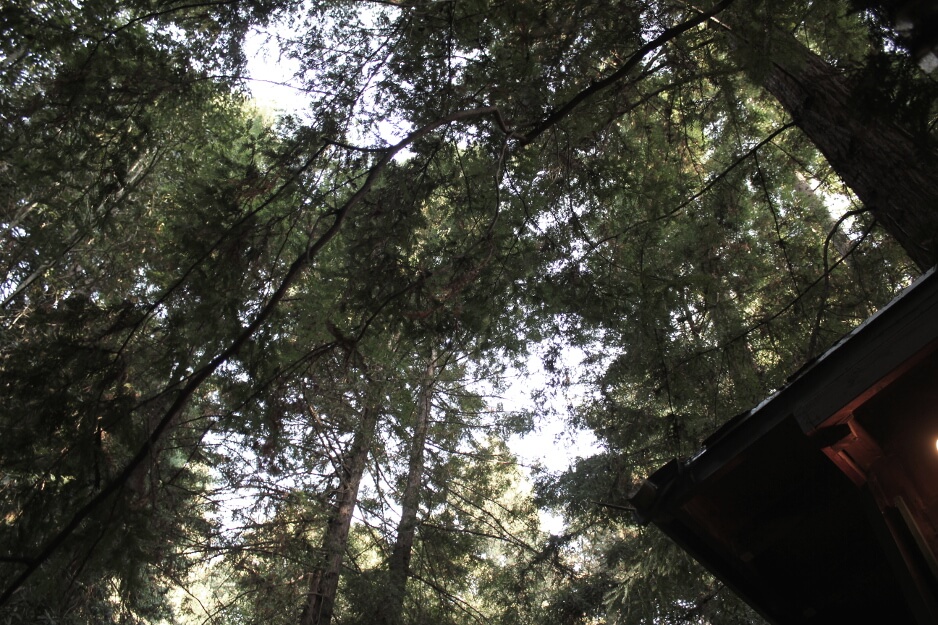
<box><xmin>378</xmin><ymin>354</ymin><xmax>437</xmax><ymax>625</ymax></box>
<box><xmin>761</xmin><ymin>38</ymin><xmax>938</xmax><ymax>271</ymax></box>
<box><xmin>299</xmin><ymin>406</ymin><xmax>378</xmax><ymax>625</ymax></box>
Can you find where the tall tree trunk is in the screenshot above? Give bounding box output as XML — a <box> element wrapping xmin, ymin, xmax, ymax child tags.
<box><xmin>761</xmin><ymin>38</ymin><xmax>938</xmax><ymax>271</ymax></box>
<box><xmin>378</xmin><ymin>355</ymin><xmax>437</xmax><ymax>625</ymax></box>
<box><xmin>299</xmin><ymin>405</ymin><xmax>378</xmax><ymax>625</ymax></box>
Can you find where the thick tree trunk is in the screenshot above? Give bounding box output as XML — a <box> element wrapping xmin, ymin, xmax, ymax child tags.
<box><xmin>761</xmin><ymin>40</ymin><xmax>938</xmax><ymax>271</ymax></box>
<box><xmin>377</xmin><ymin>355</ymin><xmax>437</xmax><ymax>625</ymax></box>
<box><xmin>299</xmin><ymin>406</ymin><xmax>378</xmax><ymax>625</ymax></box>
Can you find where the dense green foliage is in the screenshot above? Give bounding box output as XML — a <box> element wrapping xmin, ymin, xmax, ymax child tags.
<box><xmin>1</xmin><ymin>1</ymin><xmax>932</xmax><ymax>623</ymax></box>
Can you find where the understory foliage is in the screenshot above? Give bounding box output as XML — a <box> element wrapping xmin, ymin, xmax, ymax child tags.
<box><xmin>0</xmin><ymin>1</ymin><xmax>931</xmax><ymax>624</ymax></box>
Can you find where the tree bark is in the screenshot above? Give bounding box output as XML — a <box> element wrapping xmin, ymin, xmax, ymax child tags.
<box><xmin>377</xmin><ymin>354</ymin><xmax>437</xmax><ymax>625</ymax></box>
<box><xmin>761</xmin><ymin>39</ymin><xmax>938</xmax><ymax>271</ymax></box>
<box><xmin>299</xmin><ymin>406</ymin><xmax>378</xmax><ymax>625</ymax></box>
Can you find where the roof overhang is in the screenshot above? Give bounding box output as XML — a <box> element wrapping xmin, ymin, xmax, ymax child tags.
<box><xmin>631</xmin><ymin>267</ymin><xmax>938</xmax><ymax>624</ymax></box>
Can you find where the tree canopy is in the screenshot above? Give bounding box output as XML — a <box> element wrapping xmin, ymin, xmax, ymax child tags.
<box><xmin>0</xmin><ymin>1</ymin><xmax>933</xmax><ymax>623</ymax></box>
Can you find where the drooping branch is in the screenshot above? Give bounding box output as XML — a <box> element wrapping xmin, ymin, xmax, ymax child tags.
<box><xmin>673</xmin><ymin>218</ymin><xmax>877</xmax><ymax>369</ymax></box>
<box><xmin>584</xmin><ymin>122</ymin><xmax>796</xmax><ymax>257</ymax></box>
<box><xmin>519</xmin><ymin>0</ymin><xmax>737</xmax><ymax>145</ymax></box>
<box><xmin>0</xmin><ymin>106</ymin><xmax>517</xmax><ymax>608</ymax></box>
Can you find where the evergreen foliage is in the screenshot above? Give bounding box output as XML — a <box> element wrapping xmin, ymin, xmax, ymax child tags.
<box><xmin>0</xmin><ymin>1</ymin><xmax>932</xmax><ymax>623</ymax></box>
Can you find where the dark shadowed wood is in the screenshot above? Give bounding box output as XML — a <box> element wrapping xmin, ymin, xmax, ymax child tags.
<box><xmin>763</xmin><ymin>41</ymin><xmax>938</xmax><ymax>271</ymax></box>
<box><xmin>300</xmin><ymin>406</ymin><xmax>378</xmax><ymax>625</ymax></box>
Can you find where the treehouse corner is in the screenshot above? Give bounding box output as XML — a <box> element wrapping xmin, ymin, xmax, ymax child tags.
<box><xmin>631</xmin><ymin>267</ymin><xmax>938</xmax><ymax>624</ymax></box>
